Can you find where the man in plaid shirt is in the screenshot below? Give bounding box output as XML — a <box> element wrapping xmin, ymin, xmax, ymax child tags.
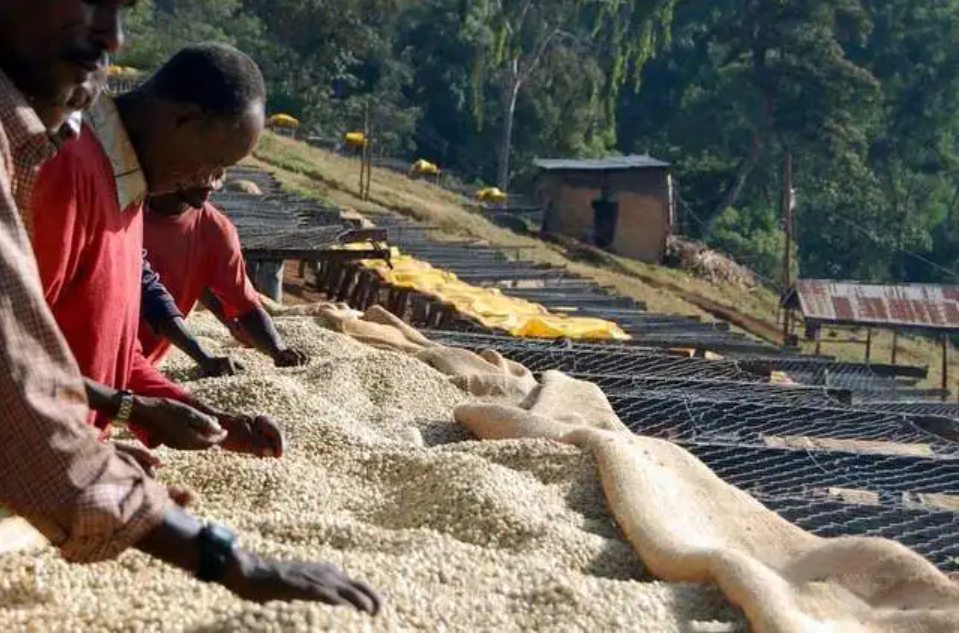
<box><xmin>0</xmin><ymin>0</ymin><xmax>379</xmax><ymax>613</ymax></box>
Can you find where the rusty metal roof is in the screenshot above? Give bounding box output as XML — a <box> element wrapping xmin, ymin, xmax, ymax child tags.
<box><xmin>787</xmin><ymin>279</ymin><xmax>959</xmax><ymax>331</ymax></box>
<box><xmin>534</xmin><ymin>154</ymin><xmax>670</xmax><ymax>171</ymax></box>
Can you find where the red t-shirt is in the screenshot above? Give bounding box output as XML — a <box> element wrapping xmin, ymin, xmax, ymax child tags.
<box><xmin>30</xmin><ymin>127</ymin><xmax>190</xmax><ymax>435</ymax></box>
<box><xmin>140</xmin><ymin>202</ymin><xmax>260</xmax><ymax>364</ymax></box>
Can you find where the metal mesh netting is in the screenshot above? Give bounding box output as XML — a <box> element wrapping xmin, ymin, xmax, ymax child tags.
<box><xmin>212</xmin><ymin>188</ymin><xmax>352</xmax><ymax>252</ymax></box>
<box><xmin>224</xmin><ymin>170</ymin><xmax>280</xmax><ymax>194</ymax></box>
<box><xmin>759</xmin><ymin>358</ymin><xmax>927</xmax><ymax>392</ymax></box>
<box><xmin>759</xmin><ymin>495</ymin><xmax>958</xmax><ymax>572</ymax></box>
<box><xmin>426</xmin><ymin>330</ymin><xmax>670</xmax><ymax>354</ymax></box>
<box><xmin>424</xmin><ymin>331</ymin><xmax>770</xmax><ymax>381</ymax></box>
<box><xmin>571</xmin><ymin>373</ymin><xmax>848</xmax><ymax>407</ymax></box>
<box><xmin>684</xmin><ymin>442</ymin><xmax>958</xmax><ymax>501</ymax></box>
<box><xmin>692</xmin><ymin>441</ymin><xmax>960</xmax><ymax>571</ymax></box>
<box><xmin>855</xmin><ymin>401</ymin><xmax>960</xmax><ymax>418</ymax></box>
<box><xmin>234</xmin><ymin>225</ymin><xmax>354</xmax><ymax>251</ymax></box>
<box><xmin>611</xmin><ymin>394</ymin><xmax>958</xmax><ymax>456</ymax></box>
<box><xmin>500</xmin><ymin>348</ymin><xmax>766</xmax><ymax>382</ymax></box>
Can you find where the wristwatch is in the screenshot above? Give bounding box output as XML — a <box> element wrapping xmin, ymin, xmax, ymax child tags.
<box><xmin>196</xmin><ymin>522</ymin><xmax>238</xmax><ymax>583</ymax></box>
<box><xmin>111</xmin><ymin>389</ymin><xmax>135</xmax><ymax>428</ymax></box>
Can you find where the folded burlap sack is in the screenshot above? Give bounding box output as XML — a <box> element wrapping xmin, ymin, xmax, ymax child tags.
<box><xmin>315</xmin><ymin>304</ymin><xmax>437</xmax><ymax>355</ymax></box>
<box><xmin>416</xmin><ymin>347</ymin><xmax>537</xmax><ymax>400</ymax></box>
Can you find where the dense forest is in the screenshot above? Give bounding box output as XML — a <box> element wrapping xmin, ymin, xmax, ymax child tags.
<box><xmin>116</xmin><ymin>0</ymin><xmax>959</xmax><ymax>286</ymax></box>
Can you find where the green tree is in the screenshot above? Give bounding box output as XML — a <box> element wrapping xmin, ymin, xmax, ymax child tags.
<box><xmin>464</xmin><ymin>0</ymin><xmax>676</xmax><ymax>189</ymax></box>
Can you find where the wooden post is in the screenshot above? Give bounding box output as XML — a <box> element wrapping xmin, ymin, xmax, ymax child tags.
<box><xmin>364</xmin><ymin>137</ymin><xmax>373</xmax><ymax>201</ymax></box>
<box><xmin>890</xmin><ymin>330</ymin><xmax>899</xmax><ymax>364</ymax></box>
<box><xmin>360</xmin><ymin>101</ymin><xmax>373</xmax><ymax>201</ymax></box>
<box><xmin>359</xmin><ymin>102</ymin><xmax>370</xmax><ymax>199</ymax></box>
<box><xmin>864</xmin><ymin>328</ymin><xmax>873</xmax><ymax>363</ymax></box>
<box><xmin>942</xmin><ymin>334</ymin><xmax>949</xmax><ymax>401</ymax></box>
<box><xmin>780</xmin><ymin>151</ymin><xmax>793</xmax><ymax>346</ymax></box>
<box><xmin>814</xmin><ymin>326</ymin><xmax>822</xmax><ymax>356</ymax></box>
<box><xmin>781</xmin><ymin>152</ymin><xmax>793</xmax><ymax>295</ymax></box>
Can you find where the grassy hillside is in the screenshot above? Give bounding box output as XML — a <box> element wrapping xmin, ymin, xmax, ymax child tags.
<box><xmin>250</xmin><ymin>132</ymin><xmax>958</xmax><ymax>395</ymax></box>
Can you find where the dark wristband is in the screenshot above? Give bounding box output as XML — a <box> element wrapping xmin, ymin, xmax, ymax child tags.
<box><xmin>196</xmin><ymin>522</ymin><xmax>238</xmax><ymax>583</ymax></box>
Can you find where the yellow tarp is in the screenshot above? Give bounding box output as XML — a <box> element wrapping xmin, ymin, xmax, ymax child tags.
<box><xmin>475</xmin><ymin>186</ymin><xmax>507</xmax><ymax>202</ymax></box>
<box><xmin>411</xmin><ymin>159</ymin><xmax>439</xmax><ymax>175</ymax></box>
<box><xmin>343</xmin><ymin>131</ymin><xmax>368</xmax><ymax>146</ymax></box>
<box><xmin>269</xmin><ymin>113</ymin><xmax>300</xmax><ymax>127</ymax></box>
<box><xmin>358</xmin><ymin>247</ymin><xmax>629</xmax><ymax>340</ymax></box>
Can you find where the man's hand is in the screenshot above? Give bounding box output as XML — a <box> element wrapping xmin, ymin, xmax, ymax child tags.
<box><xmin>218</xmin><ymin>414</ymin><xmax>285</xmax><ymax>458</ymax></box>
<box><xmin>273</xmin><ymin>347</ymin><xmax>309</xmax><ymax>368</ymax></box>
<box><xmin>167</xmin><ymin>485</ymin><xmax>196</xmax><ymax>508</ymax></box>
<box><xmin>131</xmin><ymin>396</ymin><xmax>228</xmax><ymax>450</ymax></box>
<box><xmin>112</xmin><ymin>441</ymin><xmax>197</xmax><ymax>506</ymax></box>
<box><xmin>113</xmin><ymin>441</ymin><xmax>163</xmax><ymax>477</ymax></box>
<box><xmin>223</xmin><ymin>550</ymin><xmax>381</xmax><ymax>614</ymax></box>
<box><xmin>199</xmin><ymin>355</ymin><xmax>244</xmax><ymax>377</ymax></box>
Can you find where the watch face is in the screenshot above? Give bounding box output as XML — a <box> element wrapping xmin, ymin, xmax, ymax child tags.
<box><xmin>208</xmin><ymin>523</ymin><xmax>237</xmax><ymax>547</ymax></box>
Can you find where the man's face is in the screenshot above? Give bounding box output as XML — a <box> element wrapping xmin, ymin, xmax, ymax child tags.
<box><xmin>0</xmin><ymin>0</ymin><xmax>129</xmax><ymax>128</ymax></box>
<box><xmin>50</xmin><ymin>65</ymin><xmax>106</xmax><ymax>141</ymax></box>
<box><xmin>148</xmin><ymin>101</ymin><xmax>265</xmax><ymax>195</ymax></box>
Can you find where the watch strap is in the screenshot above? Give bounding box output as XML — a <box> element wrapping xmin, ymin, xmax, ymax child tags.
<box><xmin>196</xmin><ymin>522</ymin><xmax>237</xmax><ymax>583</ymax></box>
<box><xmin>111</xmin><ymin>390</ymin><xmax>134</xmax><ymax>427</ymax></box>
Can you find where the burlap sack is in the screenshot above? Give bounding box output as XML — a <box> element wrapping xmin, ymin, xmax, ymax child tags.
<box><xmin>416</xmin><ymin>347</ymin><xmax>537</xmax><ymax>400</ymax></box>
<box><xmin>315</xmin><ymin>304</ymin><xmax>436</xmax><ymax>355</ymax></box>
<box><xmin>453</xmin><ymin>373</ymin><xmax>960</xmax><ymax>633</ymax></box>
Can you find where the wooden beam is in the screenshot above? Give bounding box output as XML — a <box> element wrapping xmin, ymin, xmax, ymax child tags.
<box><xmin>942</xmin><ymin>334</ymin><xmax>949</xmax><ymax>401</ymax></box>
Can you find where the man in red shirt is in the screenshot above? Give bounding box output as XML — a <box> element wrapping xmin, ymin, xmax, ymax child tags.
<box><xmin>30</xmin><ymin>44</ymin><xmax>281</xmax><ymax>457</ymax></box>
<box><xmin>141</xmin><ymin>185</ymin><xmax>309</xmax><ymax>368</ymax></box>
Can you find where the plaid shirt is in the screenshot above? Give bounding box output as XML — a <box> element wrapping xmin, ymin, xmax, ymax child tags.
<box><xmin>0</xmin><ymin>69</ymin><xmax>168</xmax><ymax>562</ymax></box>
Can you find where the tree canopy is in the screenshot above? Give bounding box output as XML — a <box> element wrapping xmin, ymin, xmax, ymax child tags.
<box><xmin>115</xmin><ymin>0</ymin><xmax>959</xmax><ymax>286</ymax></box>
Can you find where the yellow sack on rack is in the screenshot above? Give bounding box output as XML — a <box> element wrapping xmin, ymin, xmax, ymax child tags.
<box><xmin>476</xmin><ymin>187</ymin><xmax>507</xmax><ymax>202</ymax></box>
<box><xmin>269</xmin><ymin>113</ymin><xmax>300</xmax><ymax>128</ymax></box>
<box><xmin>359</xmin><ymin>251</ymin><xmax>629</xmax><ymax>341</ymax></box>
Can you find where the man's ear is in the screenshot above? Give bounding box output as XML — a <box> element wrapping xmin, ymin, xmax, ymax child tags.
<box><xmin>172</xmin><ymin>102</ymin><xmax>205</xmax><ymax>129</ymax></box>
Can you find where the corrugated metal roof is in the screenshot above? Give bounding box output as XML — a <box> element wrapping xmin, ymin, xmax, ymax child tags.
<box><xmin>534</xmin><ymin>154</ymin><xmax>670</xmax><ymax>171</ymax></box>
<box><xmin>791</xmin><ymin>279</ymin><xmax>959</xmax><ymax>331</ymax></box>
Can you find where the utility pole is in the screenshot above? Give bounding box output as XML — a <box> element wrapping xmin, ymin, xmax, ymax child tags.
<box><xmin>780</xmin><ymin>151</ymin><xmax>794</xmax><ymax>343</ymax></box>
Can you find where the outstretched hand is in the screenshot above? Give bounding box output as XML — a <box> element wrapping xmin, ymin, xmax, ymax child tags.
<box><xmin>218</xmin><ymin>414</ymin><xmax>285</xmax><ymax>458</ymax></box>
<box><xmin>131</xmin><ymin>396</ymin><xmax>228</xmax><ymax>451</ymax></box>
<box><xmin>223</xmin><ymin>551</ymin><xmax>381</xmax><ymax>614</ymax></box>
<box><xmin>199</xmin><ymin>355</ymin><xmax>245</xmax><ymax>377</ymax></box>
<box><xmin>273</xmin><ymin>347</ymin><xmax>309</xmax><ymax>368</ymax></box>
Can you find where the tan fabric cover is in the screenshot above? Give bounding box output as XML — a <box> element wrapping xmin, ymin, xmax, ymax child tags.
<box><xmin>224</xmin><ymin>179</ymin><xmax>263</xmax><ymax>195</ymax></box>
<box><xmin>316</xmin><ymin>304</ymin><xmax>436</xmax><ymax>355</ymax></box>
<box><xmin>519</xmin><ymin>370</ymin><xmax>628</xmax><ymax>432</ymax></box>
<box><xmin>453</xmin><ymin>374</ymin><xmax>960</xmax><ymax>633</ymax></box>
<box><xmin>416</xmin><ymin>347</ymin><xmax>537</xmax><ymax>400</ymax></box>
